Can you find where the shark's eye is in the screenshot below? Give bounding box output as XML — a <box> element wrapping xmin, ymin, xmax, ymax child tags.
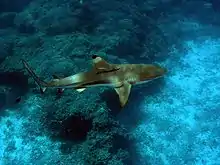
<box><xmin>92</xmin><ymin>55</ymin><xmax>98</xmax><ymax>59</ymax></box>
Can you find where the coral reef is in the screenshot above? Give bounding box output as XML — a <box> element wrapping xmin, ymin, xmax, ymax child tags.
<box><xmin>0</xmin><ymin>37</ymin><xmax>14</xmax><ymax>63</ymax></box>
<box><xmin>0</xmin><ymin>0</ymin><xmax>32</xmax><ymax>13</ymax></box>
<box><xmin>0</xmin><ymin>0</ymin><xmax>220</xmax><ymax>164</ymax></box>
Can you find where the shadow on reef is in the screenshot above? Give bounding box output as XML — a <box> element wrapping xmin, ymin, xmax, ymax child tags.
<box><xmin>109</xmin><ymin>134</ymin><xmax>142</xmax><ymax>165</ymax></box>
<box><xmin>0</xmin><ymin>71</ymin><xmax>29</xmax><ymax>116</ymax></box>
<box><xmin>97</xmin><ymin>79</ymin><xmax>166</xmax><ymax>164</ymax></box>
<box><xmin>100</xmin><ymin>78</ymin><xmax>166</xmax><ymax>128</ymax></box>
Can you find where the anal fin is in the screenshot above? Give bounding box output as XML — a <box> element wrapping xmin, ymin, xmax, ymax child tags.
<box><xmin>114</xmin><ymin>82</ymin><xmax>131</xmax><ymax>108</ymax></box>
<box><xmin>76</xmin><ymin>88</ymin><xmax>86</xmax><ymax>93</ymax></box>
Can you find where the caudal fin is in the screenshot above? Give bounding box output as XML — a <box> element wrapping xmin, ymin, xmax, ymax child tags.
<box><xmin>21</xmin><ymin>59</ymin><xmax>48</xmax><ymax>93</ymax></box>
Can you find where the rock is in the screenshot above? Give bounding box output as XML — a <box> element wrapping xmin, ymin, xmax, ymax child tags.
<box><xmin>0</xmin><ymin>0</ymin><xmax>32</xmax><ymax>13</ymax></box>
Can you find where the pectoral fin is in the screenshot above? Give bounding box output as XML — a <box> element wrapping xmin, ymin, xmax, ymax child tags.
<box><xmin>114</xmin><ymin>82</ymin><xmax>131</xmax><ymax>108</ymax></box>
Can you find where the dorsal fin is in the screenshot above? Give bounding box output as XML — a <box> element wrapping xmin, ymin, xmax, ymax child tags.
<box><xmin>91</xmin><ymin>55</ymin><xmax>120</xmax><ymax>73</ymax></box>
<box><xmin>92</xmin><ymin>55</ymin><xmax>112</xmax><ymax>70</ymax></box>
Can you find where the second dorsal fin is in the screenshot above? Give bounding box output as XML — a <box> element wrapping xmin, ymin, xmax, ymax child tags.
<box><xmin>92</xmin><ymin>55</ymin><xmax>112</xmax><ymax>70</ymax></box>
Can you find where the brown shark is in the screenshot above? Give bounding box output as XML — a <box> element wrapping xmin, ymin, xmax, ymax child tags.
<box><xmin>22</xmin><ymin>55</ymin><xmax>167</xmax><ymax>107</ymax></box>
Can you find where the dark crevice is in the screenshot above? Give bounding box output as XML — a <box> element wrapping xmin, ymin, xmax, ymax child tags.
<box><xmin>0</xmin><ymin>71</ymin><xmax>29</xmax><ymax>113</ymax></box>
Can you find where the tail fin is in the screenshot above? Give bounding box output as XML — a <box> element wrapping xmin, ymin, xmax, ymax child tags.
<box><xmin>21</xmin><ymin>59</ymin><xmax>48</xmax><ymax>93</ymax></box>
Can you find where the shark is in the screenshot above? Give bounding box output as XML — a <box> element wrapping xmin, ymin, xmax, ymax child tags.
<box><xmin>22</xmin><ymin>55</ymin><xmax>167</xmax><ymax>107</ymax></box>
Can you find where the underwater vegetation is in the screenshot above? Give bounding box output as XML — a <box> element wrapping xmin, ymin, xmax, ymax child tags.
<box><xmin>0</xmin><ymin>0</ymin><xmax>220</xmax><ymax>164</ymax></box>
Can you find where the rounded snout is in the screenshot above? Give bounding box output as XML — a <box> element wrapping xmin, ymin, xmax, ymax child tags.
<box><xmin>142</xmin><ymin>64</ymin><xmax>167</xmax><ymax>80</ymax></box>
<box><xmin>156</xmin><ymin>66</ymin><xmax>167</xmax><ymax>76</ymax></box>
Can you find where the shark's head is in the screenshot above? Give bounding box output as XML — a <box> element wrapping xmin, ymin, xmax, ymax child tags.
<box><xmin>139</xmin><ymin>64</ymin><xmax>167</xmax><ymax>82</ymax></box>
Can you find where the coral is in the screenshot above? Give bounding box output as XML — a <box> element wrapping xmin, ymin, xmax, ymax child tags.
<box><xmin>0</xmin><ymin>0</ymin><xmax>32</xmax><ymax>13</ymax></box>
<box><xmin>0</xmin><ymin>71</ymin><xmax>29</xmax><ymax>116</ymax></box>
<box><xmin>0</xmin><ymin>38</ymin><xmax>14</xmax><ymax>64</ymax></box>
<box><xmin>0</xmin><ymin>12</ymin><xmax>16</xmax><ymax>29</ymax></box>
<box><xmin>11</xmin><ymin>0</ymin><xmax>170</xmax><ymax>61</ymax></box>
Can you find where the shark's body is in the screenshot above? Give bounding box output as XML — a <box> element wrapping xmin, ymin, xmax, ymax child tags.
<box><xmin>22</xmin><ymin>55</ymin><xmax>167</xmax><ymax>107</ymax></box>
